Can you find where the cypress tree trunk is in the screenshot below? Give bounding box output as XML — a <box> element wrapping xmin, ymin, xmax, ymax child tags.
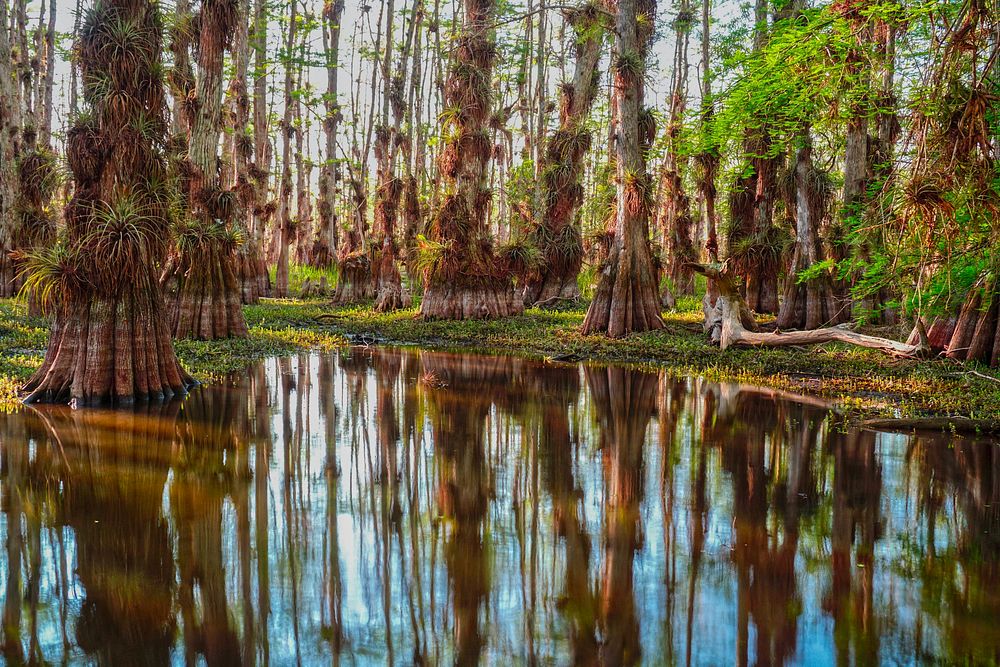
<box><xmin>522</xmin><ymin>2</ymin><xmax>603</xmax><ymax>307</ymax></box>
<box><xmin>581</xmin><ymin>0</ymin><xmax>664</xmax><ymax>337</ymax></box>
<box><xmin>657</xmin><ymin>0</ymin><xmax>697</xmax><ymax>305</ymax></box>
<box><xmin>220</xmin><ymin>0</ymin><xmax>264</xmax><ymax>305</ymax></box>
<box><xmin>726</xmin><ymin>0</ymin><xmax>781</xmax><ymax>315</ymax></box>
<box><xmin>419</xmin><ymin>0</ymin><xmax>523</xmax><ymax>319</ymax></box>
<box><xmin>776</xmin><ymin>132</ymin><xmax>849</xmax><ymax>330</ymax></box>
<box><xmin>23</xmin><ymin>0</ymin><xmax>194</xmax><ymax>406</ymax></box>
<box><xmin>313</xmin><ymin>0</ymin><xmax>346</xmax><ymax>268</ymax></box>
<box><xmin>372</xmin><ymin>0</ymin><xmax>412</xmax><ymax>312</ymax></box>
<box><xmin>0</xmin><ymin>0</ymin><xmax>25</xmax><ymax>299</ymax></box>
<box><xmin>239</xmin><ymin>0</ymin><xmax>272</xmax><ymax>302</ymax></box>
<box><xmin>161</xmin><ymin>0</ymin><xmax>249</xmax><ymax>339</ymax></box>
<box><xmin>273</xmin><ymin>0</ymin><xmax>297</xmax><ymax>298</ymax></box>
<box><xmin>39</xmin><ymin>0</ymin><xmax>56</xmax><ymax>147</ymax></box>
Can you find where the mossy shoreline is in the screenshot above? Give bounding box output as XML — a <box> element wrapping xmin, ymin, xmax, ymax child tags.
<box><xmin>3</xmin><ymin>296</ymin><xmax>1000</xmax><ymax>423</ymax></box>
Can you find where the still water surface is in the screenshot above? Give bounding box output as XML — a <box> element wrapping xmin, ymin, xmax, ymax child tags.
<box><xmin>1</xmin><ymin>348</ymin><xmax>998</xmax><ymax>665</ymax></box>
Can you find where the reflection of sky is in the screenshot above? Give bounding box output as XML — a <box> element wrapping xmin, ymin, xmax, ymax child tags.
<box><xmin>2</xmin><ymin>349</ymin><xmax>996</xmax><ymax>664</ymax></box>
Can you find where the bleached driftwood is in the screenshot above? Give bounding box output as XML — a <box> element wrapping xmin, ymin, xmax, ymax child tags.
<box><xmin>689</xmin><ymin>263</ymin><xmax>930</xmax><ymax>359</ymax></box>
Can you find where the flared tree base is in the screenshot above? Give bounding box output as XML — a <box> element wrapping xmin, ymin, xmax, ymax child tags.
<box><xmin>161</xmin><ymin>246</ymin><xmax>248</xmax><ymax>340</ymax></box>
<box><xmin>420</xmin><ymin>280</ymin><xmax>523</xmax><ymax>320</ymax></box>
<box><xmin>523</xmin><ymin>269</ymin><xmax>580</xmax><ymax>308</ymax></box>
<box><xmin>945</xmin><ymin>281</ymin><xmax>1000</xmax><ymax>367</ymax></box>
<box><xmin>374</xmin><ymin>273</ymin><xmax>411</xmax><ymax>313</ymax></box>
<box><xmin>237</xmin><ymin>252</ymin><xmax>271</xmax><ymax>305</ymax></box>
<box><xmin>582</xmin><ymin>250</ymin><xmax>663</xmax><ymax>338</ymax></box>
<box><xmin>331</xmin><ymin>266</ymin><xmax>375</xmax><ymax>306</ymax></box>
<box><xmin>744</xmin><ymin>271</ymin><xmax>779</xmax><ymax>315</ymax></box>
<box><xmin>23</xmin><ymin>290</ymin><xmax>195</xmax><ymax>406</ymax></box>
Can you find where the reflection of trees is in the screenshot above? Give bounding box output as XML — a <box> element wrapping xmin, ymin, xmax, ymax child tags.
<box><xmin>824</xmin><ymin>429</ymin><xmax>882</xmax><ymax>666</ymax></box>
<box><xmin>421</xmin><ymin>352</ymin><xmax>514</xmax><ymax>665</ymax></box>
<box><xmin>910</xmin><ymin>433</ymin><xmax>1000</xmax><ymax>663</ymax></box>
<box><xmin>27</xmin><ymin>405</ymin><xmax>180</xmax><ymax>665</ymax></box>
<box><xmin>171</xmin><ymin>386</ymin><xmax>249</xmax><ymax>665</ymax></box>
<box><xmin>533</xmin><ymin>364</ymin><xmax>597</xmax><ymax>663</ymax></box>
<box><xmin>587</xmin><ymin>366</ymin><xmax>659</xmax><ymax>667</ymax></box>
<box><xmin>317</xmin><ymin>352</ymin><xmax>344</xmax><ymax>660</ymax></box>
<box><xmin>705</xmin><ymin>389</ymin><xmax>823</xmax><ymax>666</ymax></box>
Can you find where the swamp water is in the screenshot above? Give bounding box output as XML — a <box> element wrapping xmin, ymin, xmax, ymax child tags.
<box><xmin>1</xmin><ymin>347</ymin><xmax>999</xmax><ymax>665</ymax></box>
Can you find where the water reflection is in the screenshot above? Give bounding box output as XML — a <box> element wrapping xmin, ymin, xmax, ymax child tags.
<box><xmin>1</xmin><ymin>348</ymin><xmax>999</xmax><ymax>665</ymax></box>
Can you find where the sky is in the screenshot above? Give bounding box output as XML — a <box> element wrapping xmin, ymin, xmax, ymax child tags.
<box><xmin>36</xmin><ymin>0</ymin><xmax>745</xmax><ymax>170</ymax></box>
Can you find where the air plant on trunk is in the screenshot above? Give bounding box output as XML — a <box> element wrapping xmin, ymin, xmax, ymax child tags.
<box><xmin>21</xmin><ymin>0</ymin><xmax>195</xmax><ymax>405</ymax></box>
<box><xmin>372</xmin><ymin>127</ymin><xmax>411</xmax><ymax>312</ymax></box>
<box><xmin>160</xmin><ymin>0</ymin><xmax>248</xmax><ymax>339</ymax></box>
<box><xmin>656</xmin><ymin>0</ymin><xmax>697</xmax><ymax>308</ymax></box>
<box><xmin>775</xmin><ymin>132</ymin><xmax>851</xmax><ymax>330</ymax></box>
<box><xmin>522</xmin><ymin>2</ymin><xmax>605</xmax><ymax>307</ymax></box>
<box><xmin>331</xmin><ymin>174</ymin><xmax>376</xmax><ymax>304</ymax></box>
<box><xmin>11</xmin><ymin>148</ymin><xmax>60</xmax><ymax>316</ymax></box>
<box><xmin>312</xmin><ymin>0</ymin><xmax>346</xmax><ymax>270</ymax></box>
<box><xmin>581</xmin><ymin>0</ymin><xmax>664</xmax><ymax>337</ymax></box>
<box><xmin>419</xmin><ymin>0</ymin><xmax>523</xmax><ymax>319</ymax></box>
<box><xmin>726</xmin><ymin>134</ymin><xmax>783</xmax><ymax>315</ymax></box>
<box><xmin>903</xmin><ymin>1</ymin><xmax>1000</xmax><ymax>367</ymax></box>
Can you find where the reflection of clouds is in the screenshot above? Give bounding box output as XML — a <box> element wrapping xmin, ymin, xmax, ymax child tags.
<box><xmin>3</xmin><ymin>348</ymin><xmax>999</xmax><ymax>664</ymax></box>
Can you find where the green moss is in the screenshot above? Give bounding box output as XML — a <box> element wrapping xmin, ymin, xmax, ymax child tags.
<box><xmin>2</xmin><ymin>295</ymin><xmax>999</xmax><ymax>420</ymax></box>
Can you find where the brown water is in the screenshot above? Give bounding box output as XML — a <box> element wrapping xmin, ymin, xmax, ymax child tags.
<box><xmin>0</xmin><ymin>347</ymin><xmax>998</xmax><ymax>666</ymax></box>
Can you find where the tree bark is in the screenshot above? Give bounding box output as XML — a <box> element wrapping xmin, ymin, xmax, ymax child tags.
<box><xmin>161</xmin><ymin>0</ymin><xmax>249</xmax><ymax>339</ymax></box>
<box><xmin>0</xmin><ymin>0</ymin><xmax>25</xmax><ymax>299</ymax></box>
<box><xmin>775</xmin><ymin>132</ymin><xmax>849</xmax><ymax>330</ymax></box>
<box><xmin>419</xmin><ymin>0</ymin><xmax>522</xmax><ymax>319</ymax></box>
<box><xmin>581</xmin><ymin>0</ymin><xmax>664</xmax><ymax>337</ymax></box>
<box><xmin>657</xmin><ymin>0</ymin><xmax>696</xmax><ymax>304</ymax></box>
<box><xmin>23</xmin><ymin>0</ymin><xmax>194</xmax><ymax>405</ymax></box>
<box><xmin>314</xmin><ymin>0</ymin><xmax>346</xmax><ymax>268</ymax></box>
<box><xmin>522</xmin><ymin>2</ymin><xmax>604</xmax><ymax>307</ymax></box>
<box><xmin>273</xmin><ymin>0</ymin><xmax>298</xmax><ymax>298</ymax></box>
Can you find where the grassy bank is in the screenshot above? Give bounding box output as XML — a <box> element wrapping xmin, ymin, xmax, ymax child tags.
<box><xmin>3</xmin><ymin>295</ymin><xmax>1000</xmax><ymax>421</ymax></box>
<box><xmin>0</xmin><ymin>299</ymin><xmax>344</xmax><ymax>411</ymax></box>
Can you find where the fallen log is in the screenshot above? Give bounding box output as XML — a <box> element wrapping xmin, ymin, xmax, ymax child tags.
<box><xmin>688</xmin><ymin>262</ymin><xmax>930</xmax><ymax>359</ymax></box>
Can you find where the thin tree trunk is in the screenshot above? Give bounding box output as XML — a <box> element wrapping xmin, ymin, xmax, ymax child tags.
<box><xmin>0</xmin><ymin>0</ymin><xmax>25</xmax><ymax>298</ymax></box>
<box><xmin>523</xmin><ymin>2</ymin><xmax>604</xmax><ymax>307</ymax></box>
<box><xmin>274</xmin><ymin>0</ymin><xmax>298</xmax><ymax>298</ymax></box>
<box><xmin>581</xmin><ymin>0</ymin><xmax>664</xmax><ymax>337</ymax></box>
<box><xmin>161</xmin><ymin>0</ymin><xmax>249</xmax><ymax>339</ymax></box>
<box><xmin>657</xmin><ymin>0</ymin><xmax>696</xmax><ymax>305</ymax></box>
<box><xmin>314</xmin><ymin>0</ymin><xmax>346</xmax><ymax>268</ymax></box>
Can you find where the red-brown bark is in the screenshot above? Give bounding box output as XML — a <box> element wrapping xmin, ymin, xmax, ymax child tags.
<box><xmin>162</xmin><ymin>0</ymin><xmax>248</xmax><ymax>338</ymax></box>
<box><xmin>581</xmin><ymin>0</ymin><xmax>664</xmax><ymax>337</ymax></box>
<box><xmin>23</xmin><ymin>0</ymin><xmax>194</xmax><ymax>406</ymax></box>
<box><xmin>419</xmin><ymin>0</ymin><xmax>522</xmax><ymax>319</ymax></box>
<box><xmin>523</xmin><ymin>3</ymin><xmax>604</xmax><ymax>307</ymax></box>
